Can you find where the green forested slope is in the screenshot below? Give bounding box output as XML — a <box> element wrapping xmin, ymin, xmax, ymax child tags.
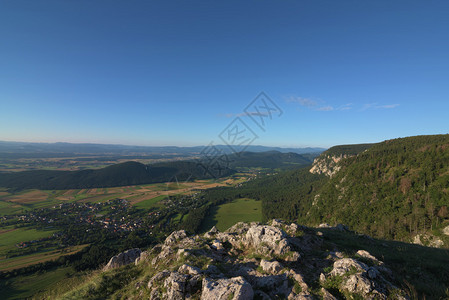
<box><xmin>300</xmin><ymin>134</ymin><xmax>449</xmax><ymax>242</ymax></box>
<box><xmin>324</xmin><ymin>143</ymin><xmax>376</xmax><ymax>156</ymax></box>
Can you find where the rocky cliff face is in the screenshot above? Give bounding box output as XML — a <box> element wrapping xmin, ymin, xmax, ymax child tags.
<box><xmin>122</xmin><ymin>220</ymin><xmax>407</xmax><ymax>299</ymax></box>
<box><xmin>309</xmin><ymin>154</ymin><xmax>348</xmax><ymax>177</ymax></box>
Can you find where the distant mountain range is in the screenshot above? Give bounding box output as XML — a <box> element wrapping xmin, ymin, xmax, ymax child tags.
<box><xmin>0</xmin><ymin>141</ymin><xmax>325</xmax><ymax>157</ymax></box>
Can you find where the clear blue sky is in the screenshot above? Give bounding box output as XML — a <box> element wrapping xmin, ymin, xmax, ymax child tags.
<box><xmin>1</xmin><ymin>1</ymin><xmax>448</xmax><ymax>148</ymax></box>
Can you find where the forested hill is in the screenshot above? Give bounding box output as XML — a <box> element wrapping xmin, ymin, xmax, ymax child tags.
<box><xmin>0</xmin><ymin>161</ymin><xmax>234</xmax><ymax>190</ymax></box>
<box><xmin>300</xmin><ymin>134</ymin><xmax>449</xmax><ymax>245</ymax></box>
<box><xmin>227</xmin><ymin>150</ymin><xmax>312</xmax><ymax>169</ymax></box>
<box><xmin>324</xmin><ymin>143</ymin><xmax>376</xmax><ymax>157</ymax></box>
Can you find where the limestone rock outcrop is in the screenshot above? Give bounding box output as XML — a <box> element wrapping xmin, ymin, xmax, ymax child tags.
<box><xmin>104</xmin><ymin>221</ymin><xmax>407</xmax><ymax>299</ymax></box>
<box><xmin>103</xmin><ymin>248</ymin><xmax>141</xmax><ymax>271</ymax></box>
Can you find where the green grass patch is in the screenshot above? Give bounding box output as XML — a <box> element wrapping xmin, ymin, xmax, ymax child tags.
<box><xmin>202</xmin><ymin>198</ymin><xmax>262</xmax><ymax>232</ymax></box>
<box><xmin>134</xmin><ymin>195</ymin><xmax>167</xmax><ymax>209</ymax></box>
<box><xmin>172</xmin><ymin>212</ymin><xmax>188</xmax><ymax>223</ymax></box>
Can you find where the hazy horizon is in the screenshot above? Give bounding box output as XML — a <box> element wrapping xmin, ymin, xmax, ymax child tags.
<box><xmin>0</xmin><ymin>139</ymin><xmax>329</xmax><ymax>150</ymax></box>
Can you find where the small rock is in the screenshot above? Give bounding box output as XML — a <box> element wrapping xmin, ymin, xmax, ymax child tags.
<box><xmin>341</xmin><ymin>274</ymin><xmax>373</xmax><ymax>295</ymax></box>
<box><xmin>227</xmin><ymin>222</ymin><xmax>251</xmax><ymax>235</ymax></box>
<box><xmin>178</xmin><ymin>264</ymin><xmax>202</xmax><ymax>275</ymax></box>
<box><xmin>356</xmin><ymin>250</ymin><xmax>380</xmax><ymax>263</ymax></box>
<box><xmin>330</xmin><ymin>258</ymin><xmax>368</xmax><ymax>277</ymax></box>
<box><xmin>201</xmin><ymin>276</ymin><xmax>254</xmax><ymax>300</ymax></box>
<box><xmin>318</xmin><ymin>223</ymin><xmax>331</xmax><ymax>228</ymax></box>
<box><xmin>176</xmin><ymin>248</ymin><xmax>186</xmax><ymax>259</ymax></box>
<box><xmin>152</xmin><ymin>246</ymin><xmax>173</xmax><ymax>264</ymax></box>
<box><xmin>243</xmin><ymin>225</ymin><xmax>290</xmax><ymax>255</ymax></box>
<box><xmin>260</xmin><ymin>259</ymin><xmax>283</xmax><ymax>274</ymax></box>
<box><xmin>327</xmin><ymin>251</ymin><xmax>344</xmax><ymax>259</ymax></box>
<box><xmin>287</xmin><ymin>269</ymin><xmax>309</xmax><ymax>292</ymax></box>
<box><xmin>211</xmin><ymin>239</ymin><xmax>224</xmax><ymax>251</ymax></box>
<box><xmin>443</xmin><ymin>225</ymin><xmax>449</xmax><ymax>236</ymax></box>
<box><xmin>135</xmin><ymin>251</ymin><xmax>149</xmax><ymax>265</ymax></box>
<box><xmin>164</xmin><ymin>230</ymin><xmax>187</xmax><ymax>246</ymax></box>
<box><xmin>287</xmin><ymin>223</ymin><xmax>300</xmax><ymax>235</ymax></box>
<box><xmin>149</xmin><ymin>288</ymin><xmax>161</xmax><ymax>300</ymax></box>
<box><xmin>204</xmin><ymin>226</ymin><xmax>219</xmax><ymax>238</ymax></box>
<box><xmin>103</xmin><ymin>248</ymin><xmax>141</xmax><ymax>271</ymax></box>
<box><xmin>271</xmin><ymin>219</ymin><xmax>285</xmax><ymax>227</ymax></box>
<box><xmin>284</xmin><ymin>251</ymin><xmax>301</xmax><ymax>262</ymax></box>
<box><xmin>148</xmin><ymin>270</ymin><xmax>171</xmax><ymax>289</ymax></box>
<box><xmin>164</xmin><ymin>272</ymin><xmax>189</xmax><ymax>299</ymax></box>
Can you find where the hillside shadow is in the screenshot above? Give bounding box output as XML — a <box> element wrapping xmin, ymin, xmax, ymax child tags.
<box><xmin>199</xmin><ymin>205</ymin><xmax>219</xmax><ymax>233</ymax></box>
<box><xmin>314</xmin><ymin>228</ymin><xmax>449</xmax><ymax>298</ymax></box>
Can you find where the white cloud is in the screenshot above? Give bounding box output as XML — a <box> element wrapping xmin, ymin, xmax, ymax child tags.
<box><xmin>286</xmin><ymin>96</ymin><xmax>340</xmax><ymax>112</ymax></box>
<box><xmin>337</xmin><ymin>103</ymin><xmax>353</xmax><ymax>111</ymax></box>
<box><xmin>316</xmin><ymin>106</ymin><xmax>334</xmax><ymax>111</ymax></box>
<box><xmin>378</xmin><ymin>104</ymin><xmax>400</xmax><ymax>109</ymax></box>
<box><xmin>286</xmin><ymin>96</ymin><xmax>317</xmax><ymax>107</ymax></box>
<box><xmin>287</xmin><ymin>96</ymin><xmax>400</xmax><ymax>113</ymax></box>
<box><xmin>362</xmin><ymin>103</ymin><xmax>400</xmax><ymax>111</ymax></box>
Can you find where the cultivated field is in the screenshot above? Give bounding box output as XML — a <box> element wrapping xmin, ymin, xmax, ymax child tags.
<box><xmin>0</xmin><ymin>175</ymin><xmax>246</xmax><ymax>215</ymax></box>
<box><xmin>0</xmin><ymin>227</ymin><xmax>57</xmax><ymax>254</ymax></box>
<box><xmin>0</xmin><ymin>244</ymin><xmax>87</xmax><ymax>272</ymax></box>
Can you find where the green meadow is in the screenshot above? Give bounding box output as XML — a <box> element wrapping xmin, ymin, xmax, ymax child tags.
<box><xmin>202</xmin><ymin>198</ymin><xmax>262</xmax><ymax>232</ymax></box>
